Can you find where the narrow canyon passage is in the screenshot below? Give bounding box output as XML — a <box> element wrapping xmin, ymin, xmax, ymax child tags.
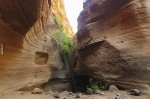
<box><xmin>0</xmin><ymin>0</ymin><xmax>150</xmax><ymax>99</ymax></box>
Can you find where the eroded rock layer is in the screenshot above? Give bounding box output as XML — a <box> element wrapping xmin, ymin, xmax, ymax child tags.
<box><xmin>75</xmin><ymin>0</ymin><xmax>150</xmax><ymax>94</ymax></box>
<box><xmin>0</xmin><ymin>0</ymin><xmax>73</xmax><ymax>92</ymax></box>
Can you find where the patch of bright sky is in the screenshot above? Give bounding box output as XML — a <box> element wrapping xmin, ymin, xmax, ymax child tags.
<box><xmin>64</xmin><ymin>0</ymin><xmax>84</xmax><ymax>33</ymax></box>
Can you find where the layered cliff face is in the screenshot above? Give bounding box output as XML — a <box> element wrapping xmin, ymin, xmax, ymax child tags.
<box><xmin>0</xmin><ymin>0</ymin><xmax>73</xmax><ymax>92</ymax></box>
<box><xmin>52</xmin><ymin>0</ymin><xmax>74</xmax><ymax>37</ymax></box>
<box><xmin>75</xmin><ymin>0</ymin><xmax>150</xmax><ymax>93</ymax></box>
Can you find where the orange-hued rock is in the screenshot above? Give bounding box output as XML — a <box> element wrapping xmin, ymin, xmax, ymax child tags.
<box><xmin>0</xmin><ymin>0</ymin><xmax>72</xmax><ymax>92</ymax></box>
<box><xmin>75</xmin><ymin>0</ymin><xmax>150</xmax><ymax>94</ymax></box>
<box><xmin>52</xmin><ymin>0</ymin><xmax>74</xmax><ymax>36</ymax></box>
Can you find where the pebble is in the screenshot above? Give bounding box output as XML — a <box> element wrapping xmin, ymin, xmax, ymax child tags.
<box><xmin>109</xmin><ymin>85</ymin><xmax>119</xmax><ymax>92</ymax></box>
<box><xmin>53</xmin><ymin>92</ymin><xmax>60</xmax><ymax>98</ymax></box>
<box><xmin>115</xmin><ymin>94</ymin><xmax>132</xmax><ymax>99</ymax></box>
<box><xmin>69</xmin><ymin>92</ymin><xmax>73</xmax><ymax>95</ymax></box>
<box><xmin>100</xmin><ymin>91</ymin><xmax>105</xmax><ymax>95</ymax></box>
<box><xmin>76</xmin><ymin>93</ymin><xmax>83</xmax><ymax>98</ymax></box>
<box><xmin>95</xmin><ymin>90</ymin><xmax>101</xmax><ymax>94</ymax></box>
<box><xmin>31</xmin><ymin>88</ymin><xmax>43</xmax><ymax>94</ymax></box>
<box><xmin>60</xmin><ymin>91</ymin><xmax>69</xmax><ymax>95</ymax></box>
<box><xmin>129</xmin><ymin>89</ymin><xmax>140</xmax><ymax>96</ymax></box>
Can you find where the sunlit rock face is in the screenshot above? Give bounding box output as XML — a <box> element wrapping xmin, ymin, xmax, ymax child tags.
<box><xmin>52</xmin><ymin>0</ymin><xmax>74</xmax><ymax>36</ymax></box>
<box><xmin>0</xmin><ymin>0</ymin><xmax>73</xmax><ymax>92</ymax></box>
<box><xmin>75</xmin><ymin>0</ymin><xmax>150</xmax><ymax>93</ymax></box>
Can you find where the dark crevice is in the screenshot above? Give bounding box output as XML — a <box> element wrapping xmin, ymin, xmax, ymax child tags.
<box><xmin>73</xmin><ymin>75</ymin><xmax>91</xmax><ymax>92</ymax></box>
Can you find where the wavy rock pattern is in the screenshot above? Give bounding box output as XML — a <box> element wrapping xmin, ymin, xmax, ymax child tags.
<box><xmin>0</xmin><ymin>0</ymin><xmax>72</xmax><ymax>92</ymax></box>
<box><xmin>75</xmin><ymin>0</ymin><xmax>150</xmax><ymax>94</ymax></box>
<box><xmin>52</xmin><ymin>0</ymin><xmax>74</xmax><ymax>36</ymax></box>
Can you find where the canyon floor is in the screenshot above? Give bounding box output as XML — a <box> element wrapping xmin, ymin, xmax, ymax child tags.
<box><xmin>0</xmin><ymin>90</ymin><xmax>148</xmax><ymax>99</ymax></box>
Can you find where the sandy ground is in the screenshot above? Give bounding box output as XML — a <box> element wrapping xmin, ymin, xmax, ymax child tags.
<box><xmin>0</xmin><ymin>91</ymin><xmax>149</xmax><ymax>99</ymax></box>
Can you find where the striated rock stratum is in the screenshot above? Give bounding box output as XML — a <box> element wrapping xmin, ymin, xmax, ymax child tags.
<box><xmin>0</xmin><ymin>0</ymin><xmax>73</xmax><ymax>92</ymax></box>
<box><xmin>75</xmin><ymin>0</ymin><xmax>150</xmax><ymax>94</ymax></box>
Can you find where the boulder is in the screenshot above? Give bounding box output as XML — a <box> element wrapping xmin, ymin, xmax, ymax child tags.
<box><xmin>109</xmin><ymin>85</ymin><xmax>119</xmax><ymax>92</ymax></box>
<box><xmin>53</xmin><ymin>92</ymin><xmax>60</xmax><ymax>98</ymax></box>
<box><xmin>31</xmin><ymin>88</ymin><xmax>43</xmax><ymax>94</ymax></box>
<box><xmin>75</xmin><ymin>0</ymin><xmax>150</xmax><ymax>94</ymax></box>
<box><xmin>115</xmin><ymin>94</ymin><xmax>132</xmax><ymax>99</ymax></box>
<box><xmin>129</xmin><ymin>89</ymin><xmax>140</xmax><ymax>96</ymax></box>
<box><xmin>0</xmin><ymin>0</ymin><xmax>73</xmax><ymax>92</ymax></box>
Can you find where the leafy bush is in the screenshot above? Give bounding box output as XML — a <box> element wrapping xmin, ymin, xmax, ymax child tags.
<box><xmin>98</xmin><ymin>81</ymin><xmax>110</xmax><ymax>90</ymax></box>
<box><xmin>86</xmin><ymin>78</ymin><xmax>110</xmax><ymax>94</ymax></box>
<box><xmin>51</xmin><ymin>15</ymin><xmax>72</xmax><ymax>62</ymax></box>
<box><xmin>54</xmin><ymin>15</ymin><xmax>62</xmax><ymax>26</ymax></box>
<box><xmin>87</xmin><ymin>78</ymin><xmax>99</xmax><ymax>94</ymax></box>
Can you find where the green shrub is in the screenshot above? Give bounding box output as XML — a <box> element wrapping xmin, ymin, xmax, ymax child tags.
<box><xmin>86</xmin><ymin>78</ymin><xmax>110</xmax><ymax>94</ymax></box>
<box><xmin>51</xmin><ymin>15</ymin><xmax>72</xmax><ymax>62</ymax></box>
<box><xmin>87</xmin><ymin>78</ymin><xmax>99</xmax><ymax>94</ymax></box>
<box><xmin>54</xmin><ymin>15</ymin><xmax>62</xmax><ymax>26</ymax></box>
<box><xmin>98</xmin><ymin>81</ymin><xmax>110</xmax><ymax>90</ymax></box>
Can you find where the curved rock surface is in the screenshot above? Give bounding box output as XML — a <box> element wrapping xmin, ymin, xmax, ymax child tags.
<box><xmin>75</xmin><ymin>0</ymin><xmax>150</xmax><ymax>94</ymax></box>
<box><xmin>52</xmin><ymin>0</ymin><xmax>74</xmax><ymax>37</ymax></box>
<box><xmin>0</xmin><ymin>0</ymin><xmax>72</xmax><ymax>92</ymax></box>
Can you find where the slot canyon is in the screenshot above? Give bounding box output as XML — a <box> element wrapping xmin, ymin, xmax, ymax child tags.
<box><xmin>0</xmin><ymin>0</ymin><xmax>150</xmax><ymax>99</ymax></box>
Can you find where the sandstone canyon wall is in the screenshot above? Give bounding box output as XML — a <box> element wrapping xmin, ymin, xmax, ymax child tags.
<box><xmin>75</xmin><ymin>0</ymin><xmax>150</xmax><ymax>94</ymax></box>
<box><xmin>52</xmin><ymin>0</ymin><xmax>73</xmax><ymax>37</ymax></box>
<box><xmin>0</xmin><ymin>0</ymin><xmax>73</xmax><ymax>92</ymax></box>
